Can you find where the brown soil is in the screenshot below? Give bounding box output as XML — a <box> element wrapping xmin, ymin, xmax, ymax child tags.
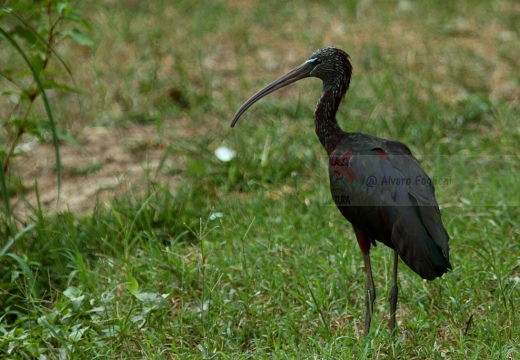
<box><xmin>10</xmin><ymin>123</ymin><xmax>180</xmax><ymax>217</ymax></box>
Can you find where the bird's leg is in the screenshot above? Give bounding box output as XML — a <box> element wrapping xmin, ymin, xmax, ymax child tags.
<box><xmin>363</xmin><ymin>252</ymin><xmax>376</xmax><ymax>336</ymax></box>
<box><xmin>388</xmin><ymin>250</ymin><xmax>399</xmax><ymax>332</ymax></box>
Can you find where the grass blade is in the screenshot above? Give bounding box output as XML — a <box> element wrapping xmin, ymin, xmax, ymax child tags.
<box><xmin>0</xmin><ymin>224</ymin><xmax>35</xmax><ymax>256</ymax></box>
<box><xmin>0</xmin><ymin>158</ymin><xmax>11</xmax><ymax>221</ymax></box>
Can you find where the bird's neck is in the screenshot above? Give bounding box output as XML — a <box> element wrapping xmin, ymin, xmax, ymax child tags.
<box><xmin>314</xmin><ymin>87</ymin><xmax>346</xmax><ymax>155</ymax></box>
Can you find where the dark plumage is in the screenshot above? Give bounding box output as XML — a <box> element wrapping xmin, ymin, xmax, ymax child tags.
<box><xmin>231</xmin><ymin>47</ymin><xmax>451</xmax><ymax>335</ymax></box>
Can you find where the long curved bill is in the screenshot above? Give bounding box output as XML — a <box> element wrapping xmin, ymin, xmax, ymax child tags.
<box><xmin>230</xmin><ymin>60</ymin><xmax>316</xmax><ymax>127</ymax></box>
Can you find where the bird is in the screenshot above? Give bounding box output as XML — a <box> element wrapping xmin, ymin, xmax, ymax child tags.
<box><xmin>230</xmin><ymin>47</ymin><xmax>451</xmax><ymax>336</ymax></box>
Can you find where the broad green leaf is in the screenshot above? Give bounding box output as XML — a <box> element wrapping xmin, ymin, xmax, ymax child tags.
<box><xmin>10</xmin><ymin>26</ymin><xmax>38</xmax><ymax>45</ymax></box>
<box><xmin>62</xmin><ymin>28</ymin><xmax>94</xmax><ymax>51</ymax></box>
<box><xmin>126</xmin><ymin>273</ymin><xmax>139</xmax><ymax>295</ymax></box>
<box><xmin>57</xmin><ymin>2</ymin><xmax>72</xmax><ymax>16</ymax></box>
<box><xmin>30</xmin><ymin>54</ymin><xmax>44</xmax><ymax>75</ymax></box>
<box><xmin>69</xmin><ymin>326</ymin><xmax>89</xmax><ymax>342</ymax></box>
<box><xmin>0</xmin><ymin>8</ymin><xmax>11</xmax><ymax>17</ymax></box>
<box><xmin>43</xmin><ymin>79</ymin><xmax>81</xmax><ymax>93</ymax></box>
<box><xmin>135</xmin><ymin>292</ymin><xmax>160</xmax><ymax>303</ymax></box>
<box><xmin>63</xmin><ymin>286</ymin><xmax>82</xmax><ymax>300</ymax></box>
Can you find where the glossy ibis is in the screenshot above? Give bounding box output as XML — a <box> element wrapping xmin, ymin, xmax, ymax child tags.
<box><xmin>230</xmin><ymin>47</ymin><xmax>451</xmax><ymax>335</ymax></box>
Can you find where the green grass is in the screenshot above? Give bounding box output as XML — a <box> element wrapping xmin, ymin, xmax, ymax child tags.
<box><xmin>1</xmin><ymin>0</ymin><xmax>520</xmax><ymax>358</ymax></box>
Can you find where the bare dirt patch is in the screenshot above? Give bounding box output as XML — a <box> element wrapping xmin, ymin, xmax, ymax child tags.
<box><xmin>11</xmin><ymin>123</ymin><xmax>181</xmax><ymax>216</ymax></box>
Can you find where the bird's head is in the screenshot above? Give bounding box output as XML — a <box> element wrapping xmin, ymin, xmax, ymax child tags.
<box><xmin>230</xmin><ymin>47</ymin><xmax>352</xmax><ymax>127</ymax></box>
<box><xmin>306</xmin><ymin>47</ymin><xmax>352</xmax><ymax>89</ymax></box>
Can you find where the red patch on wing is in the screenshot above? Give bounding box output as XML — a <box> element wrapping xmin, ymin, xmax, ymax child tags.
<box><xmin>329</xmin><ymin>149</ymin><xmax>357</xmax><ymax>182</ymax></box>
<box><xmin>374</xmin><ymin>148</ymin><xmax>388</xmax><ymax>160</ymax></box>
<box><xmin>343</xmin><ymin>149</ymin><xmax>354</xmax><ymax>159</ymax></box>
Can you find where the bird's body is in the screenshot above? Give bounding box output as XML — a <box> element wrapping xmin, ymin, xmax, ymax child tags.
<box><xmin>327</xmin><ymin>131</ymin><xmax>451</xmax><ymax>280</ymax></box>
<box><xmin>231</xmin><ymin>47</ymin><xmax>451</xmax><ymax>335</ymax></box>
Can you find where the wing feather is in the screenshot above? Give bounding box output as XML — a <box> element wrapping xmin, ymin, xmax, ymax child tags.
<box><xmin>329</xmin><ymin>138</ymin><xmax>451</xmax><ymax>279</ymax></box>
